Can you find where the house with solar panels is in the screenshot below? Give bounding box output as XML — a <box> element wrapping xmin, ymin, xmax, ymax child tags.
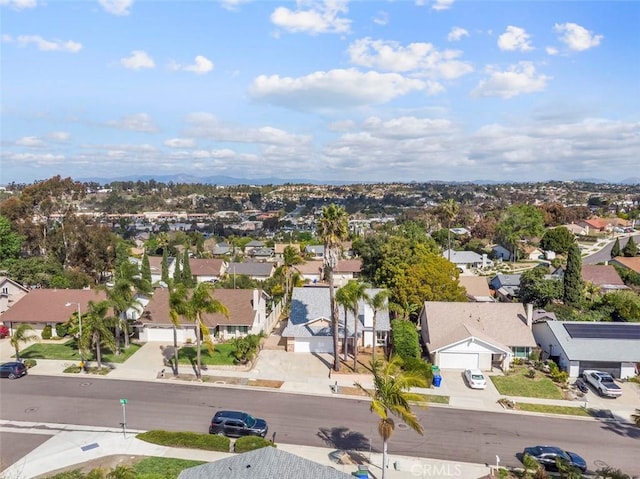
<box><xmin>531</xmin><ymin>321</ymin><xmax>640</xmax><ymax>379</ymax></box>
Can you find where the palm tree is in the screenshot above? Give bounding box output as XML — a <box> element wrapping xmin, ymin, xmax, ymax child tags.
<box><xmin>10</xmin><ymin>324</ymin><xmax>39</xmax><ymax>361</ymax></box>
<box><xmin>354</xmin><ymin>355</ymin><xmax>427</xmax><ymax>479</ymax></box>
<box><xmin>172</xmin><ymin>282</ymin><xmax>229</xmax><ymax>379</ymax></box>
<box><xmin>282</xmin><ymin>245</ymin><xmax>303</xmax><ymax>302</ymax></box>
<box><xmin>389</xmin><ymin>300</ymin><xmax>420</xmax><ymax>323</ymax></box>
<box><xmin>317</xmin><ymin>204</ymin><xmax>349</xmax><ymax>372</ymax></box>
<box><xmin>168</xmin><ymin>282</ymin><xmax>186</xmax><ymax>376</ymax></box>
<box><xmin>336</xmin><ymin>284</ymin><xmax>352</xmax><ymax>362</ymax></box>
<box><xmin>348</xmin><ymin>281</ymin><xmax>370</xmax><ymax>371</ymax></box>
<box><xmin>439</xmin><ymin>198</ymin><xmax>459</xmax><ymax>261</ymax></box>
<box><xmin>80</xmin><ymin>300</ymin><xmax>116</xmax><ymax>369</ymax></box>
<box><xmin>366</xmin><ymin>289</ymin><xmax>389</xmax><ymax>364</ymax></box>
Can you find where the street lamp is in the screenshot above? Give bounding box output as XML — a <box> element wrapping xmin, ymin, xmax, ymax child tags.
<box><xmin>65</xmin><ymin>302</ymin><xmax>83</xmax><ymax>363</ymax></box>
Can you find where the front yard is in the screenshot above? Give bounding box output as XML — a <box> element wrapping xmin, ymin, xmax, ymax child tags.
<box><xmin>19</xmin><ymin>340</ymin><xmax>142</xmax><ymax>363</ymax></box>
<box><xmin>491</xmin><ymin>367</ymin><xmax>564</xmax><ymax>399</ymax></box>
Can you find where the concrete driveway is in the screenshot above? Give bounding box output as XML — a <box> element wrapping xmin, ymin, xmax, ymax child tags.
<box><xmin>435</xmin><ymin>369</ymin><xmax>502</xmax><ymax>411</ymax></box>
<box><xmin>250</xmin><ymin>350</ymin><xmax>333</xmax><ymax>382</ymax></box>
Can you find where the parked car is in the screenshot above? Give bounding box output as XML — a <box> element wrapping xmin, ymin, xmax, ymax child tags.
<box><xmin>582</xmin><ymin>370</ymin><xmax>622</xmax><ymax>398</ymax></box>
<box><xmin>209</xmin><ymin>410</ymin><xmax>268</xmax><ymax>438</ymax></box>
<box><xmin>523</xmin><ymin>445</ymin><xmax>587</xmax><ymax>473</ymax></box>
<box><xmin>0</xmin><ymin>361</ymin><xmax>28</xmax><ymax>380</ymax></box>
<box><xmin>464</xmin><ymin>369</ymin><xmax>487</xmax><ymax>389</ymax></box>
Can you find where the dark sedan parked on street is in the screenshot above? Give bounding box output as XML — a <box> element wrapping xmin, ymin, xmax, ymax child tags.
<box><xmin>0</xmin><ymin>362</ymin><xmax>28</xmax><ymax>379</ymax></box>
<box><xmin>523</xmin><ymin>445</ymin><xmax>587</xmax><ymax>473</ymax></box>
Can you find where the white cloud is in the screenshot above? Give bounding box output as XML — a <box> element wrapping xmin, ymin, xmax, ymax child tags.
<box><xmin>447</xmin><ymin>27</ymin><xmax>468</xmax><ymax>42</ymax></box>
<box><xmin>120</xmin><ymin>50</ymin><xmax>155</xmax><ymax>70</ymax></box>
<box><xmin>554</xmin><ymin>22</ymin><xmax>603</xmax><ymax>51</ymax></box>
<box><xmin>47</xmin><ymin>131</ymin><xmax>70</xmax><ymax>141</ymax></box>
<box><xmin>0</xmin><ymin>0</ymin><xmax>37</xmax><ymax>10</ymax></box>
<box><xmin>432</xmin><ymin>0</ymin><xmax>454</xmax><ymax>11</ymax></box>
<box><xmin>99</xmin><ymin>0</ymin><xmax>133</xmax><ymax>16</ymax></box>
<box><xmin>105</xmin><ymin>113</ymin><xmax>158</xmax><ymax>132</ymax></box>
<box><xmin>164</xmin><ymin>138</ymin><xmax>196</xmax><ymax>148</ymax></box>
<box><xmin>182</xmin><ymin>55</ymin><xmax>214</xmax><ymax>74</ymax></box>
<box><xmin>220</xmin><ymin>0</ymin><xmax>252</xmax><ymax>11</ymax></box>
<box><xmin>249</xmin><ymin>68</ymin><xmax>427</xmax><ymax>111</ymax></box>
<box><xmin>16</xmin><ymin>136</ymin><xmax>45</xmax><ymax>147</ymax></box>
<box><xmin>2</xmin><ymin>34</ymin><xmax>82</xmax><ymax>52</ymax></box>
<box><xmin>472</xmin><ymin>62</ymin><xmax>550</xmax><ymax>99</ymax></box>
<box><xmin>270</xmin><ymin>0</ymin><xmax>351</xmax><ymax>35</ymax></box>
<box><xmin>498</xmin><ymin>26</ymin><xmax>533</xmax><ymax>51</ymax></box>
<box><xmin>546</xmin><ymin>46</ymin><xmax>558</xmax><ymax>56</ymax></box>
<box><xmin>373</xmin><ymin>11</ymin><xmax>388</xmax><ymax>26</ymax></box>
<box><xmin>347</xmin><ymin>37</ymin><xmax>473</xmax><ymax>80</ymax></box>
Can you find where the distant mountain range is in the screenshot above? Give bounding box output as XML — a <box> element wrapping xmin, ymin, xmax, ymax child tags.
<box><xmin>77</xmin><ymin>174</ymin><xmax>640</xmax><ymax>186</ymax></box>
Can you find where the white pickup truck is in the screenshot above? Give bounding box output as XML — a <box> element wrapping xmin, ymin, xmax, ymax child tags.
<box><xmin>582</xmin><ymin>370</ymin><xmax>623</xmax><ymax>398</ymax></box>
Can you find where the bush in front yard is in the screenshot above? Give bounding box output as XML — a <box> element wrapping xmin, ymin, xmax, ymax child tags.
<box><xmin>23</xmin><ymin>359</ymin><xmax>37</xmax><ymax>369</ymax></box>
<box><xmin>41</xmin><ymin>325</ymin><xmax>53</xmax><ymax>340</ymax></box>
<box><xmin>55</xmin><ymin>323</ymin><xmax>68</xmax><ymax>338</ymax></box>
<box><xmin>0</xmin><ymin>325</ymin><xmax>9</xmax><ymax>339</ymax></box>
<box><xmin>234</xmin><ymin>435</ymin><xmax>275</xmax><ymax>453</ymax></box>
<box><xmin>391</xmin><ymin>319</ymin><xmax>421</xmax><ymax>361</ymax></box>
<box><xmin>136</xmin><ymin>430</ymin><xmax>230</xmax><ymax>452</ymax></box>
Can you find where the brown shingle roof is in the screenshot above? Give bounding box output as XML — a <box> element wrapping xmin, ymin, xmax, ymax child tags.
<box><xmin>458</xmin><ymin>276</ymin><xmax>493</xmax><ymax>300</ymax></box>
<box><xmin>141</xmin><ymin>288</ymin><xmax>258</xmax><ymax>328</ymax></box>
<box><xmin>581</xmin><ymin>265</ymin><xmax>625</xmax><ymax>287</ymax></box>
<box><xmin>189</xmin><ymin>258</ymin><xmax>226</xmax><ymax>277</ymax></box>
<box><xmin>0</xmin><ymin>289</ymin><xmax>108</xmax><ymax>324</ymax></box>
<box><xmin>612</xmin><ymin>256</ymin><xmax>640</xmax><ymax>274</ymax></box>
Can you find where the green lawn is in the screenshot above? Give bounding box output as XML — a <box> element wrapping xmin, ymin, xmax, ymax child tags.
<box><xmin>490</xmin><ymin>368</ymin><xmax>564</xmax><ymax>399</ymax></box>
<box><xmin>134</xmin><ymin>457</ymin><xmax>206</xmax><ymax>478</ymax></box>
<box><xmin>517</xmin><ymin>403</ymin><xmax>591</xmax><ymax>417</ymax></box>
<box><xmin>20</xmin><ymin>340</ymin><xmax>142</xmax><ymax>363</ymax></box>
<box><xmin>177</xmin><ymin>343</ymin><xmax>237</xmax><ymax>366</ymax></box>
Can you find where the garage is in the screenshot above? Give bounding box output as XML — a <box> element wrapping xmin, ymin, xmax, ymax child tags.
<box><xmin>578</xmin><ymin>361</ymin><xmax>621</xmax><ymax>379</ymax></box>
<box><xmin>438</xmin><ymin>352</ymin><xmax>480</xmax><ymax>370</ymax></box>
<box><xmin>294</xmin><ymin>337</ymin><xmax>334</xmax><ymax>353</ymax></box>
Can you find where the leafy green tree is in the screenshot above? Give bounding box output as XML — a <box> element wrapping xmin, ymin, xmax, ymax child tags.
<box><xmin>170</xmin><ymin>282</ymin><xmax>229</xmax><ymax>379</ymax></box>
<box><xmin>366</xmin><ymin>289</ymin><xmax>389</xmax><ymax>364</ymax></box>
<box><xmin>597</xmin><ymin>290</ymin><xmax>640</xmax><ymax>322</ymax></box>
<box><xmin>563</xmin><ymin>243</ymin><xmax>584</xmax><ymax>308</ymax></box>
<box><xmin>317</xmin><ymin>204</ymin><xmax>349</xmax><ymax>372</ymax></box>
<box><xmin>80</xmin><ymin>300</ymin><xmax>116</xmax><ymax>368</ymax></box>
<box><xmin>391</xmin><ymin>319</ymin><xmax>421</xmax><ymax>361</ymax></box>
<box><xmin>519</xmin><ymin>267</ymin><xmax>563</xmax><ymax>308</ymax></box>
<box><xmin>9</xmin><ymin>324</ymin><xmax>39</xmax><ymax>361</ymax></box>
<box><xmin>0</xmin><ymin>215</ymin><xmax>24</xmax><ymax>263</ymax></box>
<box><xmin>495</xmin><ymin>205</ymin><xmax>545</xmax><ymax>261</ymax></box>
<box><xmin>611</xmin><ymin>238</ymin><xmax>621</xmax><ymax>258</ymax></box>
<box><xmin>539</xmin><ymin>226</ymin><xmax>575</xmax><ymax>255</ymax></box>
<box><xmin>354</xmin><ymin>355</ymin><xmax>427</xmax><ymax>479</ymax></box>
<box><xmin>623</xmin><ymin>236</ymin><xmax>638</xmax><ymax>257</ymax></box>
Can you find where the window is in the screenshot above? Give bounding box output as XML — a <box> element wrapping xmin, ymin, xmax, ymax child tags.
<box><xmin>511</xmin><ymin>346</ymin><xmax>530</xmax><ymax>358</ymax></box>
<box><xmin>1</xmin><ymin>288</ymin><xmax>8</xmax><ymax>294</ymax></box>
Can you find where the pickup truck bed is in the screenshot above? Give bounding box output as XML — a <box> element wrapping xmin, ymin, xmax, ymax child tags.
<box><xmin>582</xmin><ymin>370</ymin><xmax>622</xmax><ymax>398</ymax></box>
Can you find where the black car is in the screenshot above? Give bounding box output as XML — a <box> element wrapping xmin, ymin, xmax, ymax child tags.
<box><xmin>0</xmin><ymin>361</ymin><xmax>28</xmax><ymax>379</ymax></box>
<box><xmin>523</xmin><ymin>445</ymin><xmax>587</xmax><ymax>473</ymax></box>
<box><xmin>209</xmin><ymin>410</ymin><xmax>268</xmax><ymax>438</ymax></box>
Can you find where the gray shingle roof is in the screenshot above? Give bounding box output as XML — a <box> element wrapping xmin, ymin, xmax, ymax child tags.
<box><xmin>178</xmin><ymin>447</ymin><xmax>353</xmax><ymax>479</ymax></box>
<box><xmin>228</xmin><ymin>262</ymin><xmax>274</xmax><ymax>277</ymax></box>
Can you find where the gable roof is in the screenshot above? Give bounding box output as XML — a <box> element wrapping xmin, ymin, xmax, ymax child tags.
<box><xmin>140</xmin><ymin>287</ymin><xmax>259</xmax><ymax>328</ymax></box>
<box><xmin>227</xmin><ymin>262</ymin><xmax>275</xmax><ymax>278</ymax></box>
<box><xmin>0</xmin><ymin>277</ymin><xmax>29</xmax><ymax>293</ymax></box>
<box><xmin>189</xmin><ymin>258</ymin><xmax>226</xmax><ymax>277</ymax></box>
<box><xmin>274</xmin><ymin>243</ymin><xmax>301</xmax><ymax>255</ymax></box>
<box><xmin>442</xmin><ymin>249</ymin><xmax>483</xmax><ymax>264</ymax></box>
<box><xmin>294</xmin><ymin>261</ymin><xmax>325</xmax><ymax>276</ymax></box>
<box><xmin>535</xmin><ymin>320</ymin><xmax>640</xmax><ymax>362</ymax></box>
<box><xmin>177</xmin><ymin>447</ymin><xmax>352</xmax><ymax>479</ymax></box>
<box><xmin>581</xmin><ymin>264</ymin><xmax>626</xmax><ymax>288</ymax></box>
<box><xmin>421</xmin><ymin>301</ymin><xmax>536</xmax><ymax>351</ymax></box>
<box><xmin>458</xmin><ymin>276</ymin><xmax>493</xmax><ymax>302</ymax></box>
<box><xmin>0</xmin><ymin>289</ymin><xmax>108</xmax><ymax>324</ymax></box>
<box><xmin>611</xmin><ymin>256</ymin><xmax>640</xmax><ymax>274</ymax></box>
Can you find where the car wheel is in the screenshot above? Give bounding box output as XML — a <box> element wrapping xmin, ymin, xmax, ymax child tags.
<box><xmin>8</xmin><ymin>373</ymin><xmax>16</xmax><ymax>379</ymax></box>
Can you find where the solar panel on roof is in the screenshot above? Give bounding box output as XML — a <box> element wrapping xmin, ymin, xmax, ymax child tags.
<box><xmin>563</xmin><ymin>322</ymin><xmax>640</xmax><ymax>340</ymax></box>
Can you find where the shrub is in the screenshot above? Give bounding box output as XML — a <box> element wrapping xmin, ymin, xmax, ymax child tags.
<box><xmin>55</xmin><ymin>323</ymin><xmax>68</xmax><ymax>338</ymax></box>
<box><xmin>0</xmin><ymin>325</ymin><xmax>9</xmax><ymax>339</ymax></box>
<box><xmin>391</xmin><ymin>319</ymin><xmax>421</xmax><ymax>361</ymax></box>
<box><xmin>551</xmin><ymin>370</ymin><xmax>569</xmax><ymax>385</ymax></box>
<box><xmin>41</xmin><ymin>325</ymin><xmax>53</xmax><ymax>340</ymax></box>
<box><xmin>403</xmin><ymin>357</ymin><xmax>434</xmax><ymax>386</ymax></box>
<box><xmin>23</xmin><ymin>359</ymin><xmax>37</xmax><ymax>369</ymax></box>
<box><xmin>136</xmin><ymin>430</ymin><xmax>230</xmax><ymax>452</ymax></box>
<box><xmin>529</xmin><ymin>349</ymin><xmax>541</xmax><ymax>362</ymax></box>
<box><xmin>526</xmin><ymin>367</ymin><xmax>536</xmax><ymax>379</ymax></box>
<box><xmin>512</xmin><ymin>357</ymin><xmax>524</xmax><ymax>366</ymax></box>
<box><xmin>234</xmin><ymin>435</ymin><xmax>274</xmax><ymax>453</ymax></box>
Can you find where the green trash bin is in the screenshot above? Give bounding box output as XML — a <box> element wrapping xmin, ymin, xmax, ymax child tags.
<box><xmin>431</xmin><ymin>365</ymin><xmax>440</xmax><ymax>374</ymax></box>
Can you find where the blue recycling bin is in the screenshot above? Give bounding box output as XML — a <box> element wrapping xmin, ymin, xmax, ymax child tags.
<box><xmin>433</xmin><ymin>374</ymin><xmax>442</xmax><ymax>387</ymax></box>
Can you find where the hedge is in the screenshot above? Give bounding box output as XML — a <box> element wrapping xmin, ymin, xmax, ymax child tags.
<box><xmin>234</xmin><ymin>435</ymin><xmax>275</xmax><ymax>453</ymax></box>
<box><xmin>136</xmin><ymin>430</ymin><xmax>230</xmax><ymax>452</ymax></box>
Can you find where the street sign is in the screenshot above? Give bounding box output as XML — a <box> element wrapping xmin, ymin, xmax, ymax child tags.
<box><xmin>120</xmin><ymin>399</ymin><xmax>128</xmax><ymax>405</ymax></box>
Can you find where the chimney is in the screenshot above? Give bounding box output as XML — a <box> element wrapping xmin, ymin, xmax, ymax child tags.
<box><xmin>525</xmin><ymin>303</ymin><xmax>533</xmax><ymax>328</ymax></box>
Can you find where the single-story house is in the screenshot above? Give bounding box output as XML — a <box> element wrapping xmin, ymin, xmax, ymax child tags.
<box><xmin>274</xmin><ymin>243</ymin><xmax>302</xmax><ymax>259</ymax></box>
<box><xmin>458</xmin><ymin>276</ymin><xmax>494</xmax><ymax>302</ymax></box>
<box><xmin>137</xmin><ymin>287</ymin><xmax>271</xmax><ymax>342</ymax></box>
<box><xmin>492</xmin><ymin>245</ymin><xmax>512</xmax><ymax>261</ymax></box>
<box><xmin>489</xmin><ymin>274</ymin><xmax>522</xmax><ymax>302</ymax></box>
<box><xmin>132</xmin><ymin>255</ymin><xmax>175</xmax><ymax>285</ymax></box>
<box><xmin>189</xmin><ymin>258</ymin><xmax>227</xmax><ymax>284</ymax></box>
<box><xmin>244</xmin><ymin>240</ymin><xmax>265</xmax><ymax>254</ymax></box>
<box><xmin>178</xmin><ymin>446</ymin><xmax>353</xmax><ymax>479</ymax></box>
<box><xmin>531</xmin><ymin>320</ymin><xmax>640</xmax><ymax>379</ymax></box>
<box><xmin>442</xmin><ymin>250</ymin><xmax>492</xmax><ymax>270</ymax></box>
<box><xmin>553</xmin><ymin>264</ymin><xmax>629</xmax><ymax>293</ymax></box>
<box><xmin>304</xmin><ymin>245</ymin><xmax>325</xmax><ymax>259</ymax></box>
<box><xmin>420</xmin><ymin>302</ymin><xmax>537</xmax><ymax>371</ymax></box>
<box><xmin>0</xmin><ymin>277</ymin><xmax>29</xmax><ymax>315</ymax></box>
<box><xmin>611</xmin><ymin>256</ymin><xmax>640</xmax><ymax>275</ymax></box>
<box><xmin>294</xmin><ymin>261</ymin><xmax>325</xmax><ymax>284</ymax></box>
<box><xmin>523</xmin><ymin>245</ymin><xmax>544</xmax><ymax>261</ymax></box>
<box><xmin>227</xmin><ymin>262</ymin><xmax>275</xmax><ymax>281</ymax></box>
<box><xmin>282</xmin><ymin>286</ymin><xmax>390</xmax><ymax>353</ymax></box>
<box><xmin>293</xmin><ymin>260</ymin><xmax>362</xmax><ymax>286</ymax></box>
<box><xmin>562</xmin><ymin>224</ymin><xmax>587</xmax><ymax>236</ymax></box>
<box><xmin>0</xmin><ymin>288</ymin><xmax>108</xmax><ymax>338</ymax></box>
<box><xmin>249</xmin><ymin>247</ymin><xmax>274</xmax><ymax>260</ymax></box>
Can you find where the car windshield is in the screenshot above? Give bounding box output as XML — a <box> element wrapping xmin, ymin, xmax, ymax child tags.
<box><xmin>471</xmin><ymin>374</ymin><xmax>484</xmax><ymax>380</ymax></box>
<box><xmin>600</xmin><ymin>375</ymin><xmax>614</xmax><ymax>383</ymax></box>
<box><xmin>245</xmin><ymin>415</ymin><xmax>256</xmax><ymax>427</ymax></box>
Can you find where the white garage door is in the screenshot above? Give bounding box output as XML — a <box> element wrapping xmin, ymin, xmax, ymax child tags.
<box><xmin>295</xmin><ymin>337</ymin><xmax>334</xmax><ymax>353</ymax></box>
<box><xmin>439</xmin><ymin>352</ymin><xmax>479</xmax><ymax>369</ymax></box>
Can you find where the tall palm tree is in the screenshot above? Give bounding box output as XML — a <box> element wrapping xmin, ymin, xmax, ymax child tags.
<box><xmin>439</xmin><ymin>198</ymin><xmax>459</xmax><ymax>261</ymax></box>
<box><xmin>348</xmin><ymin>281</ymin><xmax>370</xmax><ymax>371</ymax></box>
<box><xmin>80</xmin><ymin>300</ymin><xmax>116</xmax><ymax>369</ymax></box>
<box><xmin>282</xmin><ymin>245</ymin><xmax>303</xmax><ymax>302</ymax></box>
<box><xmin>366</xmin><ymin>289</ymin><xmax>389</xmax><ymax>364</ymax></box>
<box><xmin>354</xmin><ymin>355</ymin><xmax>427</xmax><ymax>479</ymax></box>
<box><xmin>168</xmin><ymin>281</ymin><xmax>186</xmax><ymax>376</ymax></box>
<box><xmin>317</xmin><ymin>204</ymin><xmax>349</xmax><ymax>372</ymax></box>
<box><xmin>10</xmin><ymin>324</ymin><xmax>39</xmax><ymax>361</ymax></box>
<box><xmin>173</xmin><ymin>282</ymin><xmax>229</xmax><ymax>379</ymax></box>
<box><xmin>389</xmin><ymin>300</ymin><xmax>420</xmax><ymax>323</ymax></box>
<box><xmin>335</xmin><ymin>284</ymin><xmax>352</xmax><ymax>362</ymax></box>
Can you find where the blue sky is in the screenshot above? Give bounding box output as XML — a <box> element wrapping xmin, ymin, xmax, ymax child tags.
<box><xmin>1</xmin><ymin>0</ymin><xmax>638</xmax><ymax>184</ymax></box>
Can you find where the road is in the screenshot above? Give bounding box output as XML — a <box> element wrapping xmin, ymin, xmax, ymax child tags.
<box><xmin>1</xmin><ymin>376</ymin><xmax>638</xmax><ymax>474</ymax></box>
<box><xmin>583</xmin><ymin>234</ymin><xmax>640</xmax><ymax>264</ymax></box>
